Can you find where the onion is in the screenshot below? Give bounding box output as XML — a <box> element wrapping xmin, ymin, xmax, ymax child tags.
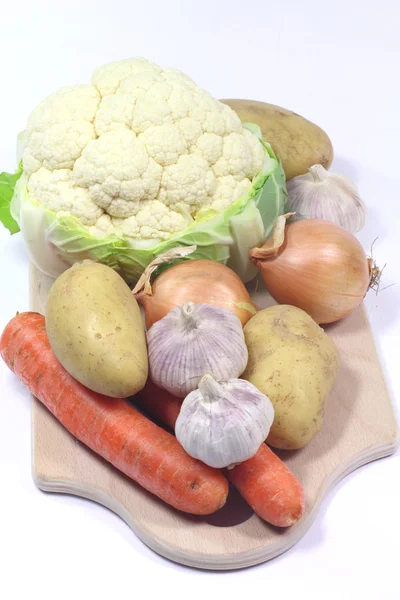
<box><xmin>250</xmin><ymin>216</ymin><xmax>372</xmax><ymax>324</ymax></box>
<box><xmin>132</xmin><ymin>246</ymin><xmax>257</xmax><ymax>329</ymax></box>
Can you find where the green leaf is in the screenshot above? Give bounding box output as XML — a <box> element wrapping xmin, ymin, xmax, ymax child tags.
<box><xmin>0</xmin><ymin>164</ymin><xmax>23</xmax><ymax>234</ymax></box>
<box><xmin>242</xmin><ymin>122</ymin><xmax>263</xmax><ymax>138</ymax></box>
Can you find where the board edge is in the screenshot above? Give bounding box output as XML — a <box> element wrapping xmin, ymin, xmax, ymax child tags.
<box><xmin>32</xmin><ymin>436</ymin><xmax>399</xmax><ymax>571</ymax></box>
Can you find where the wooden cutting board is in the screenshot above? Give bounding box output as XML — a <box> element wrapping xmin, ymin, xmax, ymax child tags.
<box><xmin>30</xmin><ymin>263</ymin><xmax>399</xmax><ymax>570</ymax></box>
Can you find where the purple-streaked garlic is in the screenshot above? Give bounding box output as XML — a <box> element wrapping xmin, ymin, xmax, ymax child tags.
<box><xmin>176</xmin><ymin>374</ymin><xmax>274</xmax><ymax>468</ymax></box>
<box><xmin>147</xmin><ymin>301</ymin><xmax>248</xmax><ymax>398</ymax></box>
<box><xmin>286</xmin><ymin>164</ymin><xmax>366</xmax><ymax>233</ymax></box>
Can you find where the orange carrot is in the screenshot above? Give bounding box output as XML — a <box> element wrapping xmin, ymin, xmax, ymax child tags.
<box><xmin>135</xmin><ymin>379</ymin><xmax>182</xmax><ymax>430</ymax></box>
<box><xmin>227</xmin><ymin>445</ymin><xmax>305</xmax><ymax>527</ymax></box>
<box><xmin>0</xmin><ymin>312</ymin><xmax>228</xmax><ymax>515</ymax></box>
<box><xmin>136</xmin><ymin>380</ymin><xmax>305</xmax><ymax>527</ymax></box>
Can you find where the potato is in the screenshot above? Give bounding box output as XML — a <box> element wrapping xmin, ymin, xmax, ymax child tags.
<box><xmin>46</xmin><ymin>261</ymin><xmax>148</xmax><ymax>398</ymax></box>
<box><xmin>242</xmin><ymin>305</ymin><xmax>339</xmax><ymax>449</ymax></box>
<box><xmin>221</xmin><ymin>99</ymin><xmax>333</xmax><ymax>181</ymax></box>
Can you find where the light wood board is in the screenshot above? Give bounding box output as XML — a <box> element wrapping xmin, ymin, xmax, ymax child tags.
<box><xmin>30</xmin><ymin>263</ymin><xmax>399</xmax><ymax>570</ymax></box>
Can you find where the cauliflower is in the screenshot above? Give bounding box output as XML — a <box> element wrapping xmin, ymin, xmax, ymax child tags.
<box><xmin>4</xmin><ymin>58</ymin><xmax>286</xmax><ymax>283</ymax></box>
<box><xmin>20</xmin><ymin>58</ymin><xmax>266</xmax><ymax>240</ymax></box>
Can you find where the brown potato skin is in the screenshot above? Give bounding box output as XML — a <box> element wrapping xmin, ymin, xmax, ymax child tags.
<box><xmin>221</xmin><ymin>99</ymin><xmax>334</xmax><ymax>181</ymax></box>
<box><xmin>45</xmin><ymin>262</ymin><xmax>148</xmax><ymax>398</ymax></box>
<box><xmin>242</xmin><ymin>305</ymin><xmax>339</xmax><ymax>450</ymax></box>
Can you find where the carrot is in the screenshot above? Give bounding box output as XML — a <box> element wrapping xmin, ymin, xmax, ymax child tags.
<box><xmin>0</xmin><ymin>312</ymin><xmax>228</xmax><ymax>515</ymax></box>
<box><xmin>135</xmin><ymin>379</ymin><xmax>182</xmax><ymax>430</ymax></box>
<box><xmin>135</xmin><ymin>380</ymin><xmax>305</xmax><ymax>527</ymax></box>
<box><xmin>226</xmin><ymin>445</ymin><xmax>305</xmax><ymax>527</ymax></box>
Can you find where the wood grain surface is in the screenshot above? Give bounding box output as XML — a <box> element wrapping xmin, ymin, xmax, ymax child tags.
<box><xmin>30</xmin><ymin>263</ymin><xmax>399</xmax><ymax>570</ymax></box>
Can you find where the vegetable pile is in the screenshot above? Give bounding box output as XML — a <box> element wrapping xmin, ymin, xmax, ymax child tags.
<box><xmin>0</xmin><ymin>56</ymin><xmax>378</xmax><ymax>533</ymax></box>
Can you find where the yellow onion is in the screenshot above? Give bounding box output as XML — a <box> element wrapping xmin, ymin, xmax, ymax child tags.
<box><xmin>133</xmin><ymin>246</ymin><xmax>257</xmax><ymax>330</ymax></box>
<box><xmin>250</xmin><ymin>217</ymin><xmax>372</xmax><ymax>324</ymax></box>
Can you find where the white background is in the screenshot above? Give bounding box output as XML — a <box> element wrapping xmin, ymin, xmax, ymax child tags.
<box><xmin>1</xmin><ymin>1</ymin><xmax>399</xmax><ymax>598</ymax></box>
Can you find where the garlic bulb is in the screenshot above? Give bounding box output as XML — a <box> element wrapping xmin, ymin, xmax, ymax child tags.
<box><xmin>175</xmin><ymin>374</ymin><xmax>275</xmax><ymax>469</ymax></box>
<box><xmin>147</xmin><ymin>302</ymin><xmax>248</xmax><ymax>398</ymax></box>
<box><xmin>286</xmin><ymin>164</ymin><xmax>366</xmax><ymax>233</ymax></box>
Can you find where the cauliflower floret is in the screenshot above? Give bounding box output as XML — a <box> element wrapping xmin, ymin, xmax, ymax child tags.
<box><xmin>26</xmin><ymin>85</ymin><xmax>100</xmax><ymax>131</ymax></box>
<box><xmin>135</xmin><ymin>200</ymin><xmax>191</xmax><ymax>239</ymax></box>
<box><xmin>87</xmin><ymin>214</ymin><xmax>125</xmax><ymax>238</ymax></box>
<box><xmin>92</xmin><ymin>58</ymin><xmax>161</xmax><ymax>97</ymax></box>
<box><xmin>95</xmin><ymin>73</ymin><xmax>170</xmax><ymax>136</ymax></box>
<box><xmin>157</xmin><ymin>154</ymin><xmax>216</xmax><ymax>213</ymax></box>
<box><xmin>102</xmin><ymin>198</ymin><xmax>138</xmax><ymax>218</ymax></box>
<box><xmin>189</xmin><ymin>92</ymin><xmax>226</xmax><ymax>136</ymax></box>
<box><xmin>211</xmin><ymin>176</ymin><xmax>252</xmax><ymax>211</ymax></box>
<box><xmin>189</xmin><ymin>92</ymin><xmax>241</xmax><ymax>137</ymax></box>
<box><xmin>177</xmin><ymin>117</ymin><xmax>203</xmax><ymax>146</ymax></box>
<box><xmin>73</xmin><ymin>129</ymin><xmax>162</xmax><ymax>215</ymax></box>
<box><xmin>23</xmin><ymin>86</ymin><xmax>100</xmax><ymax>176</ymax></box>
<box><xmin>243</xmin><ymin>129</ymin><xmax>265</xmax><ymax>177</ymax></box>
<box><xmin>162</xmin><ymin>67</ymin><xmax>199</xmax><ymax>90</ymax></box>
<box><xmin>212</xmin><ymin>133</ymin><xmax>254</xmax><ymax>180</ymax></box>
<box><xmin>94</xmin><ymin>94</ymin><xmax>136</xmax><ymax>136</ymax></box>
<box><xmin>119</xmin><ymin>215</ymin><xmax>140</xmax><ymax>238</ymax></box>
<box><xmin>139</xmin><ymin>124</ymin><xmax>188</xmax><ymax>166</ymax></box>
<box><xmin>132</xmin><ymin>92</ymin><xmax>173</xmax><ymax>133</ymax></box>
<box><xmin>70</xmin><ymin>192</ymin><xmax>104</xmax><ymax>226</ymax></box>
<box><xmin>167</xmin><ymin>85</ymin><xmax>199</xmax><ymax>121</ymax></box>
<box><xmin>24</xmin><ymin>121</ymin><xmax>96</xmax><ymax>176</ymax></box>
<box><xmin>145</xmin><ymin>81</ymin><xmax>174</xmax><ymax>102</ymax></box>
<box><xmin>28</xmin><ymin>168</ymin><xmax>76</xmax><ymax>211</ymax></box>
<box><xmin>88</xmin><ymin>214</ymin><xmax>113</xmax><ymax>237</ymax></box>
<box><xmin>235</xmin><ymin>178</ymin><xmax>252</xmax><ymax>200</ymax></box>
<box><xmin>118</xmin><ymin>71</ymin><xmax>166</xmax><ymax>96</ymax></box>
<box><xmin>191</xmin><ymin>133</ymin><xmax>223</xmax><ymax>165</ymax></box>
<box><xmin>28</xmin><ymin>167</ymin><xmax>103</xmax><ymax>225</ymax></box>
<box><xmin>220</xmin><ymin>103</ymin><xmax>243</xmax><ymax>134</ymax></box>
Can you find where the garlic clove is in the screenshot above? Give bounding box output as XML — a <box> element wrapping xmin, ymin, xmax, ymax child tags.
<box><xmin>175</xmin><ymin>374</ymin><xmax>275</xmax><ymax>469</ymax></box>
<box><xmin>147</xmin><ymin>302</ymin><xmax>248</xmax><ymax>398</ymax></box>
<box><xmin>286</xmin><ymin>164</ymin><xmax>366</xmax><ymax>233</ymax></box>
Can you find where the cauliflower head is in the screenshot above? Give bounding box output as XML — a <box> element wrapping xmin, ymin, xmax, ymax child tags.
<box><xmin>6</xmin><ymin>58</ymin><xmax>287</xmax><ymax>282</ymax></box>
<box><xmin>21</xmin><ymin>58</ymin><xmax>264</xmax><ymax>241</ymax></box>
